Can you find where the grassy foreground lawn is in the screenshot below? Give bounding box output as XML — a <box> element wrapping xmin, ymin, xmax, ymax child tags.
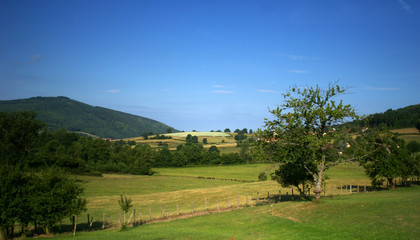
<box><xmin>48</xmin><ymin>186</ymin><xmax>420</xmax><ymax>240</ymax></box>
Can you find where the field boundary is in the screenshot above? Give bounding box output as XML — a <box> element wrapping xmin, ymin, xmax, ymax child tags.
<box><xmin>158</xmin><ymin>174</ymin><xmax>255</xmax><ymax>183</ymax></box>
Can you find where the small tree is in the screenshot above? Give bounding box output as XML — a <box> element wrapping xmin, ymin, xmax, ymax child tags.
<box><xmin>32</xmin><ymin>168</ymin><xmax>86</xmax><ymax>234</ymax></box>
<box><xmin>358</xmin><ymin>129</ymin><xmax>411</xmax><ymax>188</ymax></box>
<box><xmin>202</xmin><ymin>138</ymin><xmax>208</xmax><ymax>144</ymax></box>
<box><xmin>118</xmin><ymin>194</ymin><xmax>132</xmax><ymax>229</ymax></box>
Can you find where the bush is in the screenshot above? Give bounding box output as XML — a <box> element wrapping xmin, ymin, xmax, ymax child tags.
<box><xmin>258</xmin><ymin>172</ymin><xmax>268</xmax><ymax>181</ymax></box>
<box><xmin>407</xmin><ymin>141</ymin><xmax>420</xmax><ymax>153</ymax></box>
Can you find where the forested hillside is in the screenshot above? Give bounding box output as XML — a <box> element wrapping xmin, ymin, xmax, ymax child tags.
<box><xmin>0</xmin><ymin>96</ymin><xmax>175</xmax><ymax>139</ymax></box>
<box><xmin>345</xmin><ymin>104</ymin><xmax>420</xmax><ymax>130</ymax></box>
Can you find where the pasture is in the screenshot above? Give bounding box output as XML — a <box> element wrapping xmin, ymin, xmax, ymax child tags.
<box><xmin>45</xmin><ymin>162</ymin><xmax>372</xmax><ymax>235</ymax></box>
<box><xmin>45</xmin><ymin>185</ymin><xmax>420</xmax><ymax>239</ymax></box>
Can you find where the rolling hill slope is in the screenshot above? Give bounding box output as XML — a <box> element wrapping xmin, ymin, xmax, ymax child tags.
<box><xmin>0</xmin><ymin>96</ymin><xmax>175</xmax><ymax>139</ymax></box>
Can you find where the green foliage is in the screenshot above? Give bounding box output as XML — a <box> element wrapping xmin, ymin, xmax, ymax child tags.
<box><xmin>234</xmin><ymin>133</ymin><xmax>247</xmax><ymax>141</ymax></box>
<box><xmin>272</xmin><ymin>161</ymin><xmax>314</xmax><ymax>197</ymax></box>
<box><xmin>258</xmin><ymin>172</ymin><xmax>267</xmax><ymax>181</ymax></box>
<box><xmin>118</xmin><ymin>194</ymin><xmax>132</xmax><ymax>214</ymax></box>
<box><xmin>0</xmin><ymin>111</ymin><xmax>86</xmax><ymax>238</ymax></box>
<box><xmin>407</xmin><ymin>140</ymin><xmax>420</xmax><ymax>153</ymax></box>
<box><xmin>32</xmin><ymin>168</ymin><xmax>86</xmax><ymax>234</ymax></box>
<box><xmin>357</xmin><ymin>129</ymin><xmax>414</xmax><ymax>188</ymax></box>
<box><xmin>118</xmin><ymin>194</ymin><xmax>132</xmax><ymax>230</ymax></box>
<box><xmin>0</xmin><ymin>97</ymin><xmax>175</xmax><ymax>139</ymax></box>
<box><xmin>345</xmin><ymin>104</ymin><xmax>420</xmax><ymax>130</ymax></box>
<box><xmin>202</xmin><ymin>138</ymin><xmax>208</xmax><ymax>144</ymax></box>
<box><xmin>258</xmin><ymin>83</ymin><xmax>359</xmax><ymax>201</ymax></box>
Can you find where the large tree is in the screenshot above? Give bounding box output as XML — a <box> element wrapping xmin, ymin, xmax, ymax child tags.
<box><xmin>259</xmin><ymin>83</ymin><xmax>359</xmax><ymax>201</ymax></box>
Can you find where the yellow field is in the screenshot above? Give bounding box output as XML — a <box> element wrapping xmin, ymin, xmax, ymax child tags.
<box><xmin>124</xmin><ymin>132</ymin><xmax>240</xmax><ymax>151</ymax></box>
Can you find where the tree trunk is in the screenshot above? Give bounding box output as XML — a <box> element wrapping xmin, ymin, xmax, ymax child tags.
<box><xmin>313</xmin><ymin>157</ymin><xmax>325</xmax><ymax>201</ymax></box>
<box><xmin>387</xmin><ymin>178</ymin><xmax>395</xmax><ymax>189</ymax></box>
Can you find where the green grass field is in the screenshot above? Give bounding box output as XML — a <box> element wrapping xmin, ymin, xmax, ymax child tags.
<box><xmin>43</xmin><ymin>186</ymin><xmax>420</xmax><ymax>240</ymax></box>
<box><xmin>27</xmin><ymin>162</ymin><xmax>420</xmax><ymax>239</ymax></box>
<box><xmin>47</xmin><ymin>163</ymin><xmax>370</xmax><ymax>230</ymax></box>
<box><xmin>154</xmin><ymin>164</ymin><xmax>276</xmax><ymax>181</ymax></box>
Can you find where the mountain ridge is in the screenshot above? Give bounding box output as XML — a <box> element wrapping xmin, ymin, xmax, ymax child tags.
<box><xmin>0</xmin><ymin>96</ymin><xmax>175</xmax><ymax>139</ymax></box>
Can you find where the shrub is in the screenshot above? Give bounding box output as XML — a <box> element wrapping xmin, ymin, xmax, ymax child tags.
<box><xmin>258</xmin><ymin>172</ymin><xmax>268</xmax><ymax>181</ymax></box>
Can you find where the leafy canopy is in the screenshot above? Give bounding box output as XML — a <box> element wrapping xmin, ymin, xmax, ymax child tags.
<box><xmin>259</xmin><ymin>83</ymin><xmax>359</xmax><ymax>200</ymax></box>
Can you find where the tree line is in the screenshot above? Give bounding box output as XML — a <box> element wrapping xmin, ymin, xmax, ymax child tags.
<box><xmin>0</xmin><ymin>112</ymin><xmax>86</xmax><ymax>239</ymax></box>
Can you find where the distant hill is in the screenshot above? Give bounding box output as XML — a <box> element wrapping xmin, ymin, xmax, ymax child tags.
<box><xmin>0</xmin><ymin>96</ymin><xmax>175</xmax><ymax>139</ymax></box>
<box><xmin>345</xmin><ymin>104</ymin><xmax>420</xmax><ymax>130</ymax></box>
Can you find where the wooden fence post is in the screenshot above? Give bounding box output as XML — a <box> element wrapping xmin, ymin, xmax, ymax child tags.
<box><xmin>176</xmin><ymin>203</ymin><xmax>179</xmax><ymax>215</ymax></box>
<box><xmin>292</xmin><ymin>189</ymin><xmax>294</xmax><ymax>200</ymax></box>
<box><xmin>120</xmin><ymin>213</ymin><xmax>122</xmax><ymax>226</ymax></box>
<box><xmin>102</xmin><ymin>213</ymin><xmax>105</xmax><ymax>229</ymax></box>
<box><xmin>162</xmin><ymin>204</ymin><xmax>165</xmax><ymax>217</ymax></box>
<box><xmin>149</xmin><ymin>207</ymin><xmax>151</xmax><ymax>221</ymax></box>
<box><xmin>133</xmin><ymin>209</ymin><xmax>136</xmax><ymax>226</ymax></box>
<box><xmin>257</xmin><ymin>192</ymin><xmax>259</xmax><ymax>203</ymax></box>
<box><xmin>350</xmin><ymin>185</ymin><xmax>352</xmax><ymax>194</ymax></box>
<box><xmin>139</xmin><ymin>212</ymin><xmax>142</xmax><ymax>224</ymax></box>
<box><xmin>192</xmin><ymin>201</ymin><xmax>194</xmax><ymax>213</ymax></box>
<box><xmin>267</xmin><ymin>192</ymin><xmax>270</xmax><ymax>201</ymax></box>
<box><xmin>279</xmin><ymin>190</ymin><xmax>281</xmax><ymax>202</ymax></box>
<box><xmin>228</xmin><ymin>197</ymin><xmax>231</xmax><ymax>208</ymax></box>
<box><xmin>205</xmin><ymin>198</ymin><xmax>207</xmax><ymax>211</ymax></box>
<box><xmin>218</xmin><ymin>197</ymin><xmax>220</xmax><ymax>210</ymax></box>
<box><xmin>246</xmin><ymin>194</ymin><xmax>249</xmax><ymax>206</ymax></box>
<box><xmin>237</xmin><ymin>195</ymin><xmax>240</xmax><ymax>208</ymax></box>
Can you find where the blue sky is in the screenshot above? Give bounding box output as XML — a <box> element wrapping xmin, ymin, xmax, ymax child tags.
<box><xmin>1</xmin><ymin>0</ymin><xmax>420</xmax><ymax>132</ymax></box>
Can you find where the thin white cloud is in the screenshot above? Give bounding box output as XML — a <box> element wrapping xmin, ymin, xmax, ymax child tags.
<box><xmin>399</xmin><ymin>0</ymin><xmax>412</xmax><ymax>12</ymax></box>
<box><xmin>212</xmin><ymin>85</ymin><xmax>229</xmax><ymax>88</ymax></box>
<box><xmin>290</xmin><ymin>70</ymin><xmax>308</xmax><ymax>74</ymax></box>
<box><xmin>257</xmin><ymin>89</ymin><xmax>281</xmax><ymax>94</ymax></box>
<box><xmin>104</xmin><ymin>89</ymin><xmax>121</xmax><ymax>93</ymax></box>
<box><xmin>364</xmin><ymin>86</ymin><xmax>400</xmax><ymax>91</ymax></box>
<box><xmin>212</xmin><ymin>90</ymin><xmax>234</xmax><ymax>94</ymax></box>
<box><xmin>279</xmin><ymin>53</ymin><xmax>320</xmax><ymax>61</ymax></box>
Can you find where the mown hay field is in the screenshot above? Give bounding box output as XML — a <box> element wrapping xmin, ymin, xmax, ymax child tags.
<box><xmin>69</xmin><ymin>162</ymin><xmax>370</xmax><ymax>228</ymax></box>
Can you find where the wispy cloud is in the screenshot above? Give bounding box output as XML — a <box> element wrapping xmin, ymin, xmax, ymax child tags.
<box><xmin>212</xmin><ymin>90</ymin><xmax>234</xmax><ymax>94</ymax></box>
<box><xmin>104</xmin><ymin>89</ymin><xmax>121</xmax><ymax>93</ymax></box>
<box><xmin>279</xmin><ymin>53</ymin><xmax>320</xmax><ymax>61</ymax></box>
<box><xmin>212</xmin><ymin>85</ymin><xmax>234</xmax><ymax>88</ymax></box>
<box><xmin>211</xmin><ymin>85</ymin><xmax>234</xmax><ymax>93</ymax></box>
<box><xmin>364</xmin><ymin>86</ymin><xmax>400</xmax><ymax>91</ymax></box>
<box><xmin>399</xmin><ymin>0</ymin><xmax>412</xmax><ymax>12</ymax></box>
<box><xmin>257</xmin><ymin>89</ymin><xmax>281</xmax><ymax>94</ymax></box>
<box><xmin>290</xmin><ymin>70</ymin><xmax>308</xmax><ymax>74</ymax></box>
